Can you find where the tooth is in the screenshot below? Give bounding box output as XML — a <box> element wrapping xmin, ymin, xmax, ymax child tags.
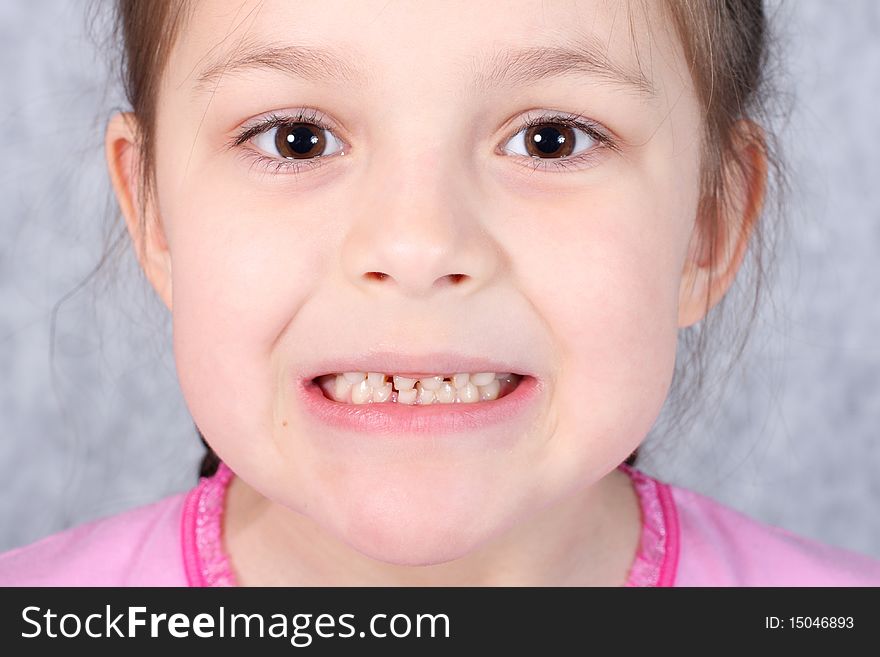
<box><xmin>319</xmin><ymin>376</ymin><xmax>335</xmax><ymax>395</ymax></box>
<box><xmin>435</xmin><ymin>381</ymin><xmax>456</xmax><ymax>403</ymax></box>
<box><xmin>392</xmin><ymin>375</ymin><xmax>416</xmax><ymax>391</ymax></box>
<box><xmin>458</xmin><ymin>382</ymin><xmax>480</xmax><ymax>403</ymax></box>
<box><xmin>470</xmin><ymin>372</ymin><xmax>495</xmax><ymax>386</ymax></box>
<box><xmin>351</xmin><ymin>380</ymin><xmax>372</xmax><ymax>404</ymax></box>
<box><xmin>396</xmin><ymin>387</ymin><xmax>418</xmax><ymax>405</ymax></box>
<box><xmin>373</xmin><ymin>381</ymin><xmax>393</xmax><ymax>402</ymax></box>
<box><xmin>478</xmin><ymin>379</ymin><xmax>501</xmax><ymax>400</ymax></box>
<box><xmin>418</xmin><ymin>376</ymin><xmax>443</xmax><ymax>391</ymax></box>
<box><xmin>332</xmin><ymin>371</ymin><xmax>517</xmax><ymax>404</ymax></box>
<box><xmin>416</xmin><ymin>385</ymin><xmax>435</xmax><ymax>404</ymax></box>
<box><xmin>334</xmin><ymin>374</ymin><xmax>353</xmax><ymax>401</ymax></box>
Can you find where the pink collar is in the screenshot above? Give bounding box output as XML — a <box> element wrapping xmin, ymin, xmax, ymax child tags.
<box><xmin>181</xmin><ymin>462</ymin><xmax>236</xmax><ymax>587</ymax></box>
<box><xmin>181</xmin><ymin>461</ymin><xmax>679</xmax><ymax>587</ymax></box>
<box><xmin>619</xmin><ymin>464</ymin><xmax>680</xmax><ymax>586</ymax></box>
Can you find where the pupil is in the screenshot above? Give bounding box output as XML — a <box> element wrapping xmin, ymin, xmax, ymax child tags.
<box><xmin>527</xmin><ymin>124</ymin><xmax>574</xmax><ymax>158</ymax></box>
<box><xmin>275</xmin><ymin>123</ymin><xmax>325</xmax><ymax>159</ymax></box>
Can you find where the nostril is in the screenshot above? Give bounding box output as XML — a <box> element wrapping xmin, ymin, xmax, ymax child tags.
<box><xmin>445</xmin><ymin>273</ymin><xmax>467</xmax><ymax>284</ymax></box>
<box><xmin>364</xmin><ymin>271</ymin><xmax>389</xmax><ymax>281</ymax></box>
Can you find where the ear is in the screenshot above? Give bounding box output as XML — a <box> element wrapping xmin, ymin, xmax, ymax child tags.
<box><xmin>105</xmin><ymin>112</ymin><xmax>173</xmax><ymax>311</ymax></box>
<box><xmin>677</xmin><ymin>120</ymin><xmax>768</xmax><ymax>327</ymax></box>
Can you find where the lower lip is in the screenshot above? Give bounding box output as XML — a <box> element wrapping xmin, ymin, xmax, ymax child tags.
<box><xmin>296</xmin><ymin>375</ymin><xmax>543</xmax><ymax>435</ymax></box>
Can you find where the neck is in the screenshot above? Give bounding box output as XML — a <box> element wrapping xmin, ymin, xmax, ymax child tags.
<box><xmin>223</xmin><ymin>467</ymin><xmax>641</xmax><ymax>587</ymax></box>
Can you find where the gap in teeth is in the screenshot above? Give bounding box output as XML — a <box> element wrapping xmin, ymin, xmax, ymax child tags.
<box><xmin>318</xmin><ymin>371</ymin><xmax>518</xmax><ymax>405</ymax></box>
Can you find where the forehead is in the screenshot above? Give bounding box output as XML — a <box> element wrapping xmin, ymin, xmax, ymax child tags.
<box><xmin>170</xmin><ymin>0</ymin><xmax>688</xmax><ymax>104</ymax></box>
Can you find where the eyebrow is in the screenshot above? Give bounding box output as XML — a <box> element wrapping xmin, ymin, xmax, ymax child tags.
<box><xmin>193</xmin><ymin>41</ymin><xmax>367</xmax><ymax>92</ymax></box>
<box><xmin>468</xmin><ymin>38</ymin><xmax>656</xmax><ymax>99</ymax></box>
<box><xmin>194</xmin><ymin>37</ymin><xmax>656</xmax><ymax>100</ymax></box>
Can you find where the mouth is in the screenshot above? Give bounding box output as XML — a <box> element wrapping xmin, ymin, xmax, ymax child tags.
<box><xmin>296</xmin><ymin>352</ymin><xmax>543</xmax><ymax>435</ymax></box>
<box><xmin>312</xmin><ymin>371</ymin><xmax>523</xmax><ymax>405</ymax></box>
<box><xmin>298</xmin><ymin>373</ymin><xmax>541</xmax><ymax>436</ymax></box>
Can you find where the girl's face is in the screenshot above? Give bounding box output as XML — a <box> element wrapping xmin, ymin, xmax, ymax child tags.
<box><xmin>122</xmin><ymin>0</ymin><xmax>715</xmax><ymax>564</ymax></box>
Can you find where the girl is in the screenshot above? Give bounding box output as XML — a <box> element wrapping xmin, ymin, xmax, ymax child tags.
<box><xmin>2</xmin><ymin>0</ymin><xmax>879</xmax><ymax>586</ymax></box>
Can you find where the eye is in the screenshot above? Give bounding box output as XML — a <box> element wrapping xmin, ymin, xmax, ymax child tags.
<box><xmin>231</xmin><ymin>109</ymin><xmax>347</xmax><ymax>176</ymax></box>
<box><xmin>511</xmin><ymin>123</ymin><xmax>596</xmax><ymax>159</ymax></box>
<box><xmin>500</xmin><ymin>114</ymin><xmax>614</xmax><ymax>171</ymax></box>
<box><xmin>251</xmin><ymin>121</ymin><xmax>344</xmax><ymax>160</ymax></box>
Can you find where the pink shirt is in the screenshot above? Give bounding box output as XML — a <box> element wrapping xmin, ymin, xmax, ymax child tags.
<box><xmin>2</xmin><ymin>463</ymin><xmax>878</xmax><ymax>586</ymax></box>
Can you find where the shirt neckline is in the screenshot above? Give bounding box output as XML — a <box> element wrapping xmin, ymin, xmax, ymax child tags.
<box><xmin>619</xmin><ymin>463</ymin><xmax>680</xmax><ymax>586</ymax></box>
<box><xmin>180</xmin><ymin>462</ymin><xmax>236</xmax><ymax>587</ymax></box>
<box><xmin>181</xmin><ymin>461</ymin><xmax>679</xmax><ymax>587</ymax></box>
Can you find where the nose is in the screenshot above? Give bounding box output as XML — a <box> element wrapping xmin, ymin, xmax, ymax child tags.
<box><xmin>340</xmin><ymin>153</ymin><xmax>500</xmax><ymax>298</ymax></box>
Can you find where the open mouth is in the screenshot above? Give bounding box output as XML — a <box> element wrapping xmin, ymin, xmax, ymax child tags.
<box><xmin>313</xmin><ymin>372</ymin><xmax>523</xmax><ymax>405</ymax></box>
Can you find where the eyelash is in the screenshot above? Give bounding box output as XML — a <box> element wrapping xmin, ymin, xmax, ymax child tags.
<box><xmin>229</xmin><ymin>107</ymin><xmax>618</xmax><ymax>176</ymax></box>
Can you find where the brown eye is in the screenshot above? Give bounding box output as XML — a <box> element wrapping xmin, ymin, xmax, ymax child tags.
<box><xmin>503</xmin><ymin>118</ymin><xmax>600</xmax><ymax>165</ymax></box>
<box><xmin>522</xmin><ymin>123</ymin><xmax>576</xmax><ymax>158</ymax></box>
<box><xmin>274</xmin><ymin>122</ymin><xmax>327</xmax><ymax>159</ymax></box>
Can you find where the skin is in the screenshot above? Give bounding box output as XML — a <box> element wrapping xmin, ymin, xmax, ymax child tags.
<box><xmin>106</xmin><ymin>0</ymin><xmax>766</xmax><ymax>585</ymax></box>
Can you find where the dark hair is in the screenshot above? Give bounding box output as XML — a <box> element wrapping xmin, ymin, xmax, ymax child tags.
<box><xmin>105</xmin><ymin>0</ymin><xmax>785</xmax><ymax>478</ymax></box>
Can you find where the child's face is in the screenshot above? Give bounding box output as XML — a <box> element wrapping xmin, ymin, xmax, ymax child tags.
<box><xmin>129</xmin><ymin>0</ymin><xmax>713</xmax><ymax>563</ymax></box>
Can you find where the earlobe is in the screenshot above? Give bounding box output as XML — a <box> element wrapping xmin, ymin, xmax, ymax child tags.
<box><xmin>105</xmin><ymin>112</ymin><xmax>173</xmax><ymax>311</ymax></box>
<box><xmin>677</xmin><ymin>120</ymin><xmax>768</xmax><ymax>328</ymax></box>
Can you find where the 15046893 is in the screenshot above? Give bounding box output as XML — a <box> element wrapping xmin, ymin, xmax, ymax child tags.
<box><xmin>790</xmin><ymin>617</ymin><xmax>854</xmax><ymax>629</ymax></box>
<box><xmin>765</xmin><ymin>616</ymin><xmax>855</xmax><ymax>630</ymax></box>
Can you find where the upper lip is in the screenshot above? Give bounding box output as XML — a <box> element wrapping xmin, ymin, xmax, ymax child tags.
<box><xmin>302</xmin><ymin>351</ymin><xmax>534</xmax><ymax>381</ymax></box>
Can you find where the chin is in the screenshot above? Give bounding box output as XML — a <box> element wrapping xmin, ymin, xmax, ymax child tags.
<box><xmin>321</xmin><ymin>474</ymin><xmax>507</xmax><ymax>567</ymax></box>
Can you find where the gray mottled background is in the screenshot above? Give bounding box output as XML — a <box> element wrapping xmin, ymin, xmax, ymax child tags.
<box><xmin>2</xmin><ymin>1</ymin><xmax>879</xmax><ymax>560</ymax></box>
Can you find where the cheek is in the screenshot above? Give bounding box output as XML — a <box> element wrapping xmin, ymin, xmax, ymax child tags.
<box><xmin>497</xmin><ymin>179</ymin><xmax>685</xmax><ymax>477</ymax></box>
<box><xmin>161</xmin><ymin>173</ymin><xmax>330</xmax><ymax>468</ymax></box>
